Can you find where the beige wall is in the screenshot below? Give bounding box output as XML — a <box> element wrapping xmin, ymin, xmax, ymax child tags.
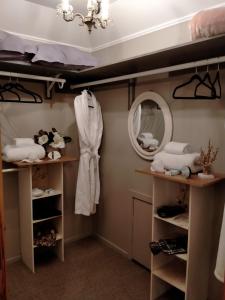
<box><xmin>95</xmin><ymin>71</ymin><xmax>225</xmax><ymax>300</ymax></box>
<box><xmin>1</xmin><ymin>71</ymin><xmax>224</xmax><ymax>299</ymax></box>
<box><xmin>93</xmin><ymin>21</ymin><xmax>191</xmax><ymax>65</ymax></box>
<box><xmin>1</xmin><ymin>82</ymin><xmax>93</xmax><ymax>261</ymax></box>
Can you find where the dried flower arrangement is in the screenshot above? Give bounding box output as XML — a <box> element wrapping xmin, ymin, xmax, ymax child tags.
<box><xmin>34</xmin><ymin>128</ymin><xmax>72</xmax><ymax>159</ymax></box>
<box><xmin>199</xmin><ymin>140</ymin><xmax>218</xmax><ymax>178</ymax></box>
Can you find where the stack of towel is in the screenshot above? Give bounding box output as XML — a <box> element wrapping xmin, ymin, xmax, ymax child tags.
<box><xmin>2</xmin><ymin>138</ymin><xmax>45</xmax><ymax>162</ymax></box>
<box><xmin>137</xmin><ymin>132</ymin><xmax>159</xmax><ymax>151</ymax></box>
<box><xmin>151</xmin><ymin>141</ymin><xmax>202</xmax><ymax>173</ymax></box>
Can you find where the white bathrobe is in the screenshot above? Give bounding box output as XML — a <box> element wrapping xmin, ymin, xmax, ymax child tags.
<box><xmin>215</xmin><ymin>203</ymin><xmax>225</xmax><ymax>283</ymax></box>
<box><xmin>74</xmin><ymin>90</ymin><xmax>103</xmax><ymax>216</ymax></box>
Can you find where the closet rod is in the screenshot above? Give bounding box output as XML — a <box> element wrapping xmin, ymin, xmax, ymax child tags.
<box><xmin>70</xmin><ymin>55</ymin><xmax>225</xmax><ymax>89</ymax></box>
<box><xmin>0</xmin><ymin>71</ymin><xmax>66</xmax><ymax>85</ymax></box>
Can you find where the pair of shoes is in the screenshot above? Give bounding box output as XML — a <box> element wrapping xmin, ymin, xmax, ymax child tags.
<box><xmin>149</xmin><ymin>236</ymin><xmax>188</xmax><ymax>256</ymax></box>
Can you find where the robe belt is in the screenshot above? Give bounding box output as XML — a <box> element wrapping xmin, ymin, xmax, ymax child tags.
<box><xmin>80</xmin><ymin>148</ymin><xmax>100</xmax><ymax>159</ymax></box>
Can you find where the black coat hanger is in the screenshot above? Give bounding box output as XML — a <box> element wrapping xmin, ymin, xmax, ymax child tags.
<box><xmin>194</xmin><ymin>67</ymin><xmax>218</xmax><ymax>99</ymax></box>
<box><xmin>173</xmin><ymin>69</ymin><xmax>216</xmax><ymax>100</ymax></box>
<box><xmin>0</xmin><ymin>81</ymin><xmax>43</xmax><ymax>104</ymax></box>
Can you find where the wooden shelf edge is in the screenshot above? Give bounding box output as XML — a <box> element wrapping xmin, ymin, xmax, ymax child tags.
<box><xmin>12</xmin><ymin>155</ymin><xmax>79</xmax><ymax>168</ymax></box>
<box><xmin>33</xmin><ymin>215</ymin><xmax>62</xmax><ymax>224</ymax></box>
<box><xmin>136</xmin><ymin>169</ymin><xmax>225</xmax><ymax>188</ymax></box>
<box><xmin>154</xmin><ymin>214</ymin><xmax>189</xmax><ymax>230</ymax></box>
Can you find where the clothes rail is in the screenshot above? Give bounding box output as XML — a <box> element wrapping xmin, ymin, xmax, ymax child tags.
<box><xmin>0</xmin><ymin>71</ymin><xmax>66</xmax><ymax>98</ymax></box>
<box><xmin>70</xmin><ymin>55</ymin><xmax>225</xmax><ymax>90</ymax></box>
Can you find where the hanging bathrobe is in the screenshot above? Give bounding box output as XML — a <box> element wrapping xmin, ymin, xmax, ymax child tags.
<box><xmin>215</xmin><ymin>203</ymin><xmax>225</xmax><ymax>283</ymax></box>
<box><xmin>74</xmin><ymin>90</ymin><xmax>103</xmax><ymax>216</ymax></box>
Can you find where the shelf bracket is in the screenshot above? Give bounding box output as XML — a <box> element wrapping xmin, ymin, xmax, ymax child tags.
<box><xmin>46</xmin><ymin>74</ymin><xmax>65</xmax><ymax>99</ymax></box>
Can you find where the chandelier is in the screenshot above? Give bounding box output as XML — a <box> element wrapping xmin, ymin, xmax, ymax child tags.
<box><xmin>56</xmin><ymin>0</ymin><xmax>110</xmax><ymax>33</ymax></box>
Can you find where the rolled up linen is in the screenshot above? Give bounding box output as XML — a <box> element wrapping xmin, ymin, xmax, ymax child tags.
<box><xmin>14</xmin><ymin>138</ymin><xmax>35</xmax><ymax>146</ymax></box>
<box><xmin>154</xmin><ymin>151</ymin><xmax>202</xmax><ymax>173</ymax></box>
<box><xmin>164</xmin><ymin>142</ymin><xmax>192</xmax><ymax>155</ymax></box>
<box><xmin>3</xmin><ymin>144</ymin><xmax>45</xmax><ymax>162</ymax></box>
<box><xmin>141</xmin><ymin>138</ymin><xmax>159</xmax><ymax>149</ymax></box>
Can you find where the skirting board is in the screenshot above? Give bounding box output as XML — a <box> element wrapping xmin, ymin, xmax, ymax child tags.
<box><xmin>95</xmin><ymin>234</ymin><xmax>128</xmax><ymax>258</ymax></box>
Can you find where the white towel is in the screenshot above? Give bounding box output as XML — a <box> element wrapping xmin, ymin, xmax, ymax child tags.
<box><xmin>164</xmin><ymin>142</ymin><xmax>192</xmax><ymax>155</ymax></box>
<box><xmin>3</xmin><ymin>144</ymin><xmax>45</xmax><ymax>162</ymax></box>
<box><xmin>153</xmin><ymin>151</ymin><xmax>202</xmax><ymax>173</ymax></box>
<box><xmin>215</xmin><ymin>204</ymin><xmax>225</xmax><ymax>283</ymax></box>
<box><xmin>138</xmin><ymin>132</ymin><xmax>153</xmax><ymax>139</ymax></box>
<box><xmin>14</xmin><ymin>138</ymin><xmax>35</xmax><ymax>146</ymax></box>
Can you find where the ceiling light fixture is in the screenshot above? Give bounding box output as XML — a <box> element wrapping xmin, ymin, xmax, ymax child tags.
<box><xmin>56</xmin><ymin>0</ymin><xmax>110</xmax><ymax>33</ymax></box>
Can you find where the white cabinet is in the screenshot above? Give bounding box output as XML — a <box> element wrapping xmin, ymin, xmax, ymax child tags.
<box><xmin>15</xmin><ymin>156</ymin><xmax>77</xmax><ymax>273</ymax></box>
<box><xmin>137</xmin><ymin>169</ymin><xmax>225</xmax><ymax>300</ymax></box>
<box><xmin>130</xmin><ymin>191</ymin><xmax>152</xmax><ymax>269</ymax></box>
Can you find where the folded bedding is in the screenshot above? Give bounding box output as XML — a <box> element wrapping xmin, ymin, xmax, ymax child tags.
<box><xmin>0</xmin><ymin>30</ymin><xmax>98</xmax><ymax>69</ymax></box>
<box><xmin>152</xmin><ymin>151</ymin><xmax>202</xmax><ymax>173</ymax></box>
<box><xmin>3</xmin><ymin>144</ymin><xmax>45</xmax><ymax>162</ymax></box>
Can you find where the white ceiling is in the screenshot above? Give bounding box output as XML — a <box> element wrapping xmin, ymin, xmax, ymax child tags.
<box><xmin>0</xmin><ymin>0</ymin><xmax>225</xmax><ymax>51</ymax></box>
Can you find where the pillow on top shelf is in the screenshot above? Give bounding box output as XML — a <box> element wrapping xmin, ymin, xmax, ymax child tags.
<box><xmin>31</xmin><ymin>43</ymin><xmax>98</xmax><ymax>69</ymax></box>
<box><xmin>190</xmin><ymin>7</ymin><xmax>225</xmax><ymax>40</ymax></box>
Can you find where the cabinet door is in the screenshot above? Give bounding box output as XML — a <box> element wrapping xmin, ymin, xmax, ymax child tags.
<box><xmin>0</xmin><ymin>138</ymin><xmax>6</xmax><ymax>300</ymax></box>
<box><xmin>132</xmin><ymin>199</ymin><xmax>152</xmax><ymax>269</ymax></box>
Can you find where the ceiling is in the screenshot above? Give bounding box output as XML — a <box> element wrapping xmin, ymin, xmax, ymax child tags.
<box><xmin>0</xmin><ymin>0</ymin><xmax>225</xmax><ymax>51</ymax></box>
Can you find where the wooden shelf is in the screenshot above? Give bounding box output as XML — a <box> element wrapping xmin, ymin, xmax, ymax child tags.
<box><xmin>33</xmin><ymin>233</ymin><xmax>62</xmax><ymax>249</ymax></box>
<box><xmin>33</xmin><ymin>215</ymin><xmax>62</xmax><ymax>224</ymax></box>
<box><xmin>12</xmin><ymin>155</ymin><xmax>79</xmax><ymax>168</ymax></box>
<box><xmin>32</xmin><ymin>191</ymin><xmax>62</xmax><ymax>200</ymax></box>
<box><xmin>154</xmin><ymin>213</ymin><xmax>189</xmax><ymax>230</ymax></box>
<box><xmin>175</xmin><ymin>254</ymin><xmax>188</xmax><ymax>262</ymax></box>
<box><xmin>136</xmin><ymin>169</ymin><xmax>225</xmax><ymax>188</ymax></box>
<box><xmin>153</xmin><ymin>261</ymin><xmax>186</xmax><ymax>293</ymax></box>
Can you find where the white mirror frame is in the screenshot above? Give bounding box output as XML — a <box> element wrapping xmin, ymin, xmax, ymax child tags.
<box><xmin>128</xmin><ymin>91</ymin><xmax>173</xmax><ymax>160</ymax></box>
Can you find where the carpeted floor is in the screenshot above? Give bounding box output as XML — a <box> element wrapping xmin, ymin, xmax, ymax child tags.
<box><xmin>6</xmin><ymin>237</ymin><xmax>150</xmax><ymax>300</ymax></box>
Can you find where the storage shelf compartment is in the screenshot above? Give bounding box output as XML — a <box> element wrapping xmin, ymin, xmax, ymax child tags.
<box><xmin>153</xmin><ymin>260</ymin><xmax>186</xmax><ymax>293</ymax></box>
<box><xmin>154</xmin><ymin>213</ymin><xmax>189</xmax><ymax>230</ymax></box>
<box><xmin>155</xmin><ymin>288</ymin><xmax>185</xmax><ymax>300</ymax></box>
<box><xmin>32</xmin><ymin>190</ymin><xmax>62</xmax><ymax>200</ymax></box>
<box><xmin>33</xmin><ymin>233</ymin><xmax>62</xmax><ymax>248</ymax></box>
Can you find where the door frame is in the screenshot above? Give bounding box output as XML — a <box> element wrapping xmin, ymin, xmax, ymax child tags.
<box><xmin>0</xmin><ymin>135</ymin><xmax>6</xmax><ymax>300</ymax></box>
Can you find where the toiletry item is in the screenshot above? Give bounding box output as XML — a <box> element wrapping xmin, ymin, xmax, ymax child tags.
<box><xmin>157</xmin><ymin>205</ymin><xmax>186</xmax><ymax>218</ymax></box>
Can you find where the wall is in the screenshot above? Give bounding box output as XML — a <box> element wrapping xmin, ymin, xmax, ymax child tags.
<box><xmin>1</xmin><ymin>81</ymin><xmax>93</xmax><ymax>262</ymax></box>
<box><xmin>95</xmin><ymin>71</ymin><xmax>225</xmax><ymax>299</ymax></box>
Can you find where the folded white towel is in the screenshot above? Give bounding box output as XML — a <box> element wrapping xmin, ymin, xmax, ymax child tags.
<box><xmin>164</xmin><ymin>142</ymin><xmax>192</xmax><ymax>155</ymax></box>
<box><xmin>153</xmin><ymin>151</ymin><xmax>202</xmax><ymax>173</ymax></box>
<box><xmin>3</xmin><ymin>144</ymin><xmax>45</xmax><ymax>162</ymax></box>
<box><xmin>138</xmin><ymin>132</ymin><xmax>153</xmax><ymax>140</ymax></box>
<box><xmin>14</xmin><ymin>138</ymin><xmax>35</xmax><ymax>146</ymax></box>
<box><xmin>215</xmin><ymin>203</ymin><xmax>225</xmax><ymax>283</ymax></box>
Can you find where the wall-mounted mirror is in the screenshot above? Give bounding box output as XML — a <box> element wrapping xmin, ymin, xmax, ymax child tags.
<box><xmin>128</xmin><ymin>91</ymin><xmax>173</xmax><ymax>160</ymax></box>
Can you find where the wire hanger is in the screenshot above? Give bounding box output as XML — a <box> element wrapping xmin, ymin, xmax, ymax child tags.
<box><xmin>194</xmin><ymin>65</ymin><xmax>217</xmax><ymax>99</ymax></box>
<box><xmin>85</xmin><ymin>88</ymin><xmax>94</xmax><ymax>108</ymax></box>
<box><xmin>0</xmin><ymin>77</ymin><xmax>43</xmax><ymax>104</ymax></box>
<box><xmin>172</xmin><ymin>67</ymin><xmax>216</xmax><ymax>100</ymax></box>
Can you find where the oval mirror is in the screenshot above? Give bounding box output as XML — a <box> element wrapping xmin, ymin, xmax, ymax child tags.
<box><xmin>128</xmin><ymin>91</ymin><xmax>173</xmax><ymax>160</ymax></box>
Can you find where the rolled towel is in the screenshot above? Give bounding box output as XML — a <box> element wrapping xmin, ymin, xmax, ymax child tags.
<box><xmin>141</xmin><ymin>138</ymin><xmax>159</xmax><ymax>149</ymax></box>
<box><xmin>164</xmin><ymin>142</ymin><xmax>192</xmax><ymax>155</ymax></box>
<box><xmin>215</xmin><ymin>203</ymin><xmax>225</xmax><ymax>283</ymax></box>
<box><xmin>154</xmin><ymin>151</ymin><xmax>202</xmax><ymax>173</ymax></box>
<box><xmin>3</xmin><ymin>144</ymin><xmax>45</xmax><ymax>162</ymax></box>
<box><xmin>14</xmin><ymin>138</ymin><xmax>35</xmax><ymax>146</ymax></box>
<box><xmin>138</xmin><ymin>132</ymin><xmax>153</xmax><ymax>140</ymax></box>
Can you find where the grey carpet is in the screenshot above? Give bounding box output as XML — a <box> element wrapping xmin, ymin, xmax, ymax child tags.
<box><xmin>6</xmin><ymin>237</ymin><xmax>150</xmax><ymax>300</ymax></box>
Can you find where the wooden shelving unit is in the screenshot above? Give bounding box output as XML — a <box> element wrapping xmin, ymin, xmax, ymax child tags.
<box><xmin>136</xmin><ymin>169</ymin><xmax>225</xmax><ymax>300</ymax></box>
<box><xmin>14</xmin><ymin>156</ymin><xmax>78</xmax><ymax>273</ymax></box>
